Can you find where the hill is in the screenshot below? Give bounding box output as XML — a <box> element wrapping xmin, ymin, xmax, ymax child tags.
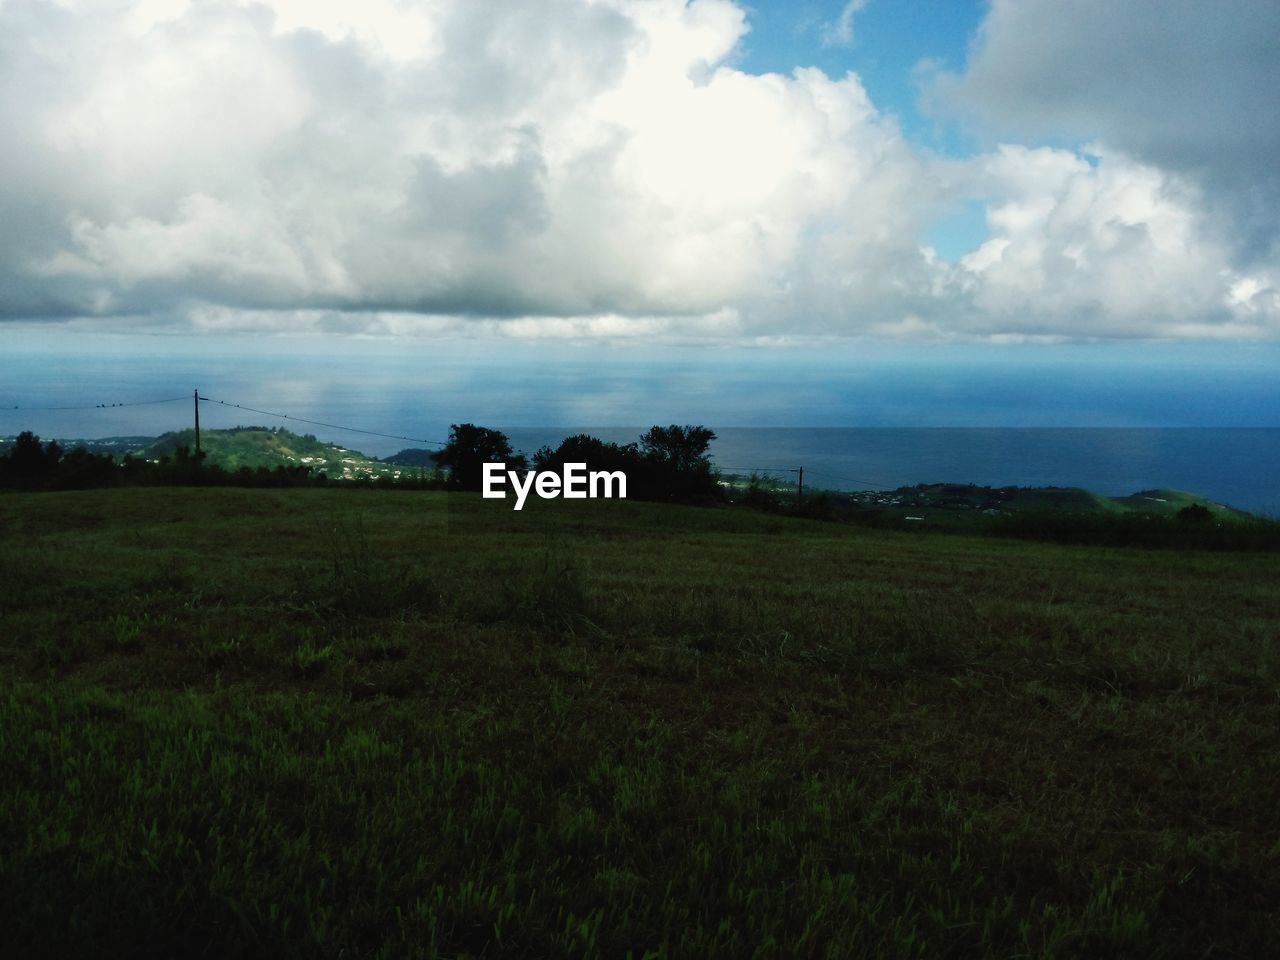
<box><xmin>724</xmin><ymin>474</ymin><xmax>1252</xmax><ymax>523</ymax></box>
<box><xmin>2</xmin><ymin>487</ymin><xmax>1278</xmax><ymax>958</ymax></box>
<box><xmin>381</xmin><ymin>446</ymin><xmax>439</xmax><ymax>467</ymax></box>
<box><xmin>853</xmin><ymin>482</ymin><xmax>1251</xmax><ymax>520</ymax></box>
<box><xmin>137</xmin><ymin>426</ymin><xmax>401</xmax><ymax>480</ymax></box>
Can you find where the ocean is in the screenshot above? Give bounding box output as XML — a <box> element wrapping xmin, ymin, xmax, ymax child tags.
<box><xmin>503</xmin><ymin>427</ymin><xmax>1280</xmax><ymax>515</ymax></box>
<box><xmin>2</xmin><ymin>332</ymin><xmax>1278</xmax><ymax>513</ymax></box>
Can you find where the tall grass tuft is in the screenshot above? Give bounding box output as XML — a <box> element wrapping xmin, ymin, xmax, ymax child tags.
<box><xmin>471</xmin><ymin>551</ymin><xmax>590</xmax><ymax>634</ymax></box>
<box><xmin>319</xmin><ymin>513</ymin><xmax>437</xmax><ymax>617</ymax></box>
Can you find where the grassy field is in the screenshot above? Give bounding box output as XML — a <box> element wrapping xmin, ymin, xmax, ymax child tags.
<box><xmin>2</xmin><ymin>487</ymin><xmax>1278</xmax><ymax>958</ymax></box>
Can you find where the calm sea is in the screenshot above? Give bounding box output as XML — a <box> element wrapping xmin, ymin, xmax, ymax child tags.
<box><xmin>2</xmin><ymin>334</ymin><xmax>1278</xmax><ymax>513</ymax></box>
<box><xmin>502</xmin><ymin>427</ymin><xmax>1280</xmax><ymax>515</ymax></box>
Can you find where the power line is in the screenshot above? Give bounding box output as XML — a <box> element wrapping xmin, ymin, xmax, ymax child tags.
<box><xmin>715</xmin><ymin>465</ymin><xmax>801</xmax><ymax>474</ymax></box>
<box><xmin>799</xmin><ymin>468</ymin><xmax>887</xmax><ymax>489</ymax></box>
<box><xmin>715</xmin><ymin>463</ymin><xmax>890</xmax><ymax>490</ymax></box>
<box><xmin>4</xmin><ymin>395</ymin><xmax>896</xmax><ymax>481</ymax></box>
<box><xmin>4</xmin><ymin>395</ymin><xmax>188</xmax><ymax>412</ymax></box>
<box><xmin>196</xmin><ymin>395</ymin><xmax>446</xmax><ymax>448</ymax></box>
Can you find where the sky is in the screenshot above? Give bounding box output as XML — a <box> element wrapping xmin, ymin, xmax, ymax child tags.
<box><xmin>1</xmin><ymin>0</ymin><xmax>1279</xmax><ymax>423</ymax></box>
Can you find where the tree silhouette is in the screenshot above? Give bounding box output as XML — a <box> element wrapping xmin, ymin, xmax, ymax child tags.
<box><xmin>530</xmin><ymin>425</ymin><xmax>721</xmax><ymax>502</ymax></box>
<box><xmin>532</xmin><ymin>434</ymin><xmax>639</xmax><ymax>475</ymax></box>
<box><xmin>1177</xmin><ymin>503</ymin><xmax>1214</xmax><ymax>523</ymax></box>
<box><xmin>639</xmin><ymin>424</ymin><xmax>718</xmax><ymax>500</ymax></box>
<box><xmin>432</xmin><ymin>424</ymin><xmax>525</xmax><ymax>491</ymax></box>
<box><xmin>1</xmin><ymin>431</ymin><xmax>62</xmax><ymax>487</ymax></box>
<box><xmin>639</xmin><ymin>425</ymin><xmax>716</xmax><ymax>472</ymax></box>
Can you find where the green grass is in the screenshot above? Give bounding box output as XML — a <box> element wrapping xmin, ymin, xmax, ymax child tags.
<box><xmin>2</xmin><ymin>487</ymin><xmax>1278</xmax><ymax>958</ymax></box>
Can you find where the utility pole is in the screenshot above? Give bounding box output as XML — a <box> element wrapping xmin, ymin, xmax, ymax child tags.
<box><xmin>193</xmin><ymin>389</ymin><xmax>201</xmax><ymax>463</ymax></box>
<box><xmin>797</xmin><ymin>465</ymin><xmax>803</xmax><ymax>506</ymax></box>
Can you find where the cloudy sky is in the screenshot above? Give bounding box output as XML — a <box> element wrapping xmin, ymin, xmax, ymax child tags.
<box><xmin>1</xmin><ymin>0</ymin><xmax>1278</xmax><ymax>345</ymax></box>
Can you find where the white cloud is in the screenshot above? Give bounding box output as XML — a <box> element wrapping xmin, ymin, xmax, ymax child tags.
<box><xmin>821</xmin><ymin>0</ymin><xmax>867</xmax><ymax>49</ymax></box>
<box><xmin>947</xmin><ymin>146</ymin><xmax>1261</xmax><ymax>337</ymax></box>
<box><xmin>1</xmin><ymin>0</ymin><xmax>931</xmax><ymax>326</ymax></box>
<box><xmin>926</xmin><ymin>0</ymin><xmax>1280</xmax><ymax>263</ymax></box>
<box><xmin>0</xmin><ymin>0</ymin><xmax>1277</xmax><ymax>341</ymax></box>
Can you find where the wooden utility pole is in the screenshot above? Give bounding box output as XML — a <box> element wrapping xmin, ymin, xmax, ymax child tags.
<box><xmin>797</xmin><ymin>465</ymin><xmax>803</xmax><ymax>505</ymax></box>
<box><xmin>193</xmin><ymin>389</ymin><xmax>201</xmax><ymax>462</ymax></box>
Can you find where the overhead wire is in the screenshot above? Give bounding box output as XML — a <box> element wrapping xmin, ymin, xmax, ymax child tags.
<box><xmin>196</xmin><ymin>395</ymin><xmax>447</xmax><ymax>447</ymax></box>
<box><xmin>713</xmin><ymin>464</ymin><xmax>889</xmax><ymax>489</ymax></box>
<box><xmin>6</xmin><ymin>395</ymin><xmax>896</xmax><ymax>481</ymax></box>
<box><xmin>798</xmin><ymin>468</ymin><xmax>888</xmax><ymax>489</ymax></box>
<box><xmin>3</xmin><ymin>395</ymin><xmax>188</xmax><ymax>412</ymax></box>
<box><xmin>713</xmin><ymin>464</ymin><xmax>801</xmax><ymax>474</ymax></box>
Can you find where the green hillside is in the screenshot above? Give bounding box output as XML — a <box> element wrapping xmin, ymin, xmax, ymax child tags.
<box><xmin>1107</xmin><ymin>487</ymin><xmax>1245</xmax><ymax>516</ymax></box>
<box><xmin>138</xmin><ymin>426</ymin><xmax>400</xmax><ymax>479</ymax></box>
<box><xmin>2</xmin><ymin>487</ymin><xmax>1278</xmax><ymax>958</ymax></box>
<box><xmin>725</xmin><ymin>477</ymin><xmax>1253</xmax><ymax>528</ymax></box>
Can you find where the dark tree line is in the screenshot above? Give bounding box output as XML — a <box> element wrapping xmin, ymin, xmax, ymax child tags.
<box><xmin>428</xmin><ymin>424</ymin><xmax>526</xmax><ymax>492</ymax></box>
<box><xmin>2</xmin><ymin>423</ymin><xmax>724</xmax><ymax>503</ymax></box>
<box><xmin>0</xmin><ymin>431</ymin><xmax>333</xmax><ymax>491</ymax></box>
<box><xmin>432</xmin><ymin>423</ymin><xmax>722</xmax><ymax>502</ymax></box>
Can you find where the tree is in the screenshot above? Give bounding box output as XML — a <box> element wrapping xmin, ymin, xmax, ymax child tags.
<box><xmin>432</xmin><ymin>424</ymin><xmax>525</xmax><ymax>491</ymax></box>
<box><xmin>529</xmin><ymin>425</ymin><xmax>722</xmax><ymax>502</ymax></box>
<box><xmin>639</xmin><ymin>425</ymin><xmax>716</xmax><ymax>472</ymax></box>
<box><xmin>0</xmin><ymin>431</ymin><xmax>62</xmax><ymax>487</ymax></box>
<box><xmin>532</xmin><ymin>434</ymin><xmax>640</xmax><ymax>475</ymax></box>
<box><xmin>638</xmin><ymin>424</ymin><xmax>719</xmax><ymax>500</ymax></box>
<box><xmin>48</xmin><ymin>446</ymin><xmax>118</xmax><ymax>490</ymax></box>
<box><xmin>1177</xmin><ymin>503</ymin><xmax>1214</xmax><ymax>523</ymax></box>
